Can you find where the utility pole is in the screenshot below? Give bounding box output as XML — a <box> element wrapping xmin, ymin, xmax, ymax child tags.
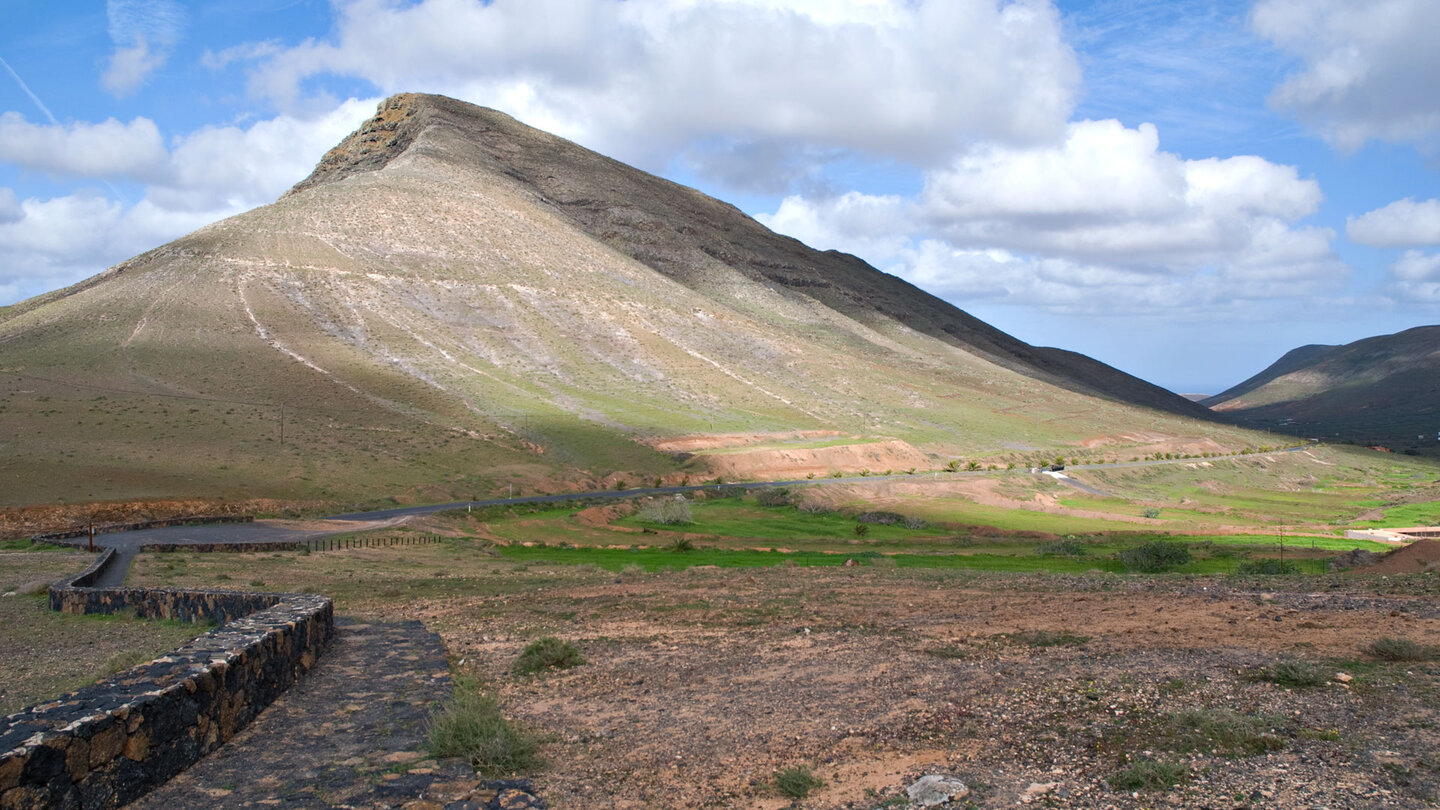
<box><xmin>87</xmin><ymin>520</ymin><xmax>95</xmax><ymax>553</ymax></box>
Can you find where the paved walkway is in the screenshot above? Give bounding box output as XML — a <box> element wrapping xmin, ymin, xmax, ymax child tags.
<box><xmin>128</xmin><ymin>618</ymin><xmax>543</xmax><ymax>810</ymax></box>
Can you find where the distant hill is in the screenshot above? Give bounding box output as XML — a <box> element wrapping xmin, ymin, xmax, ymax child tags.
<box><xmin>1204</xmin><ymin>326</ymin><xmax>1440</xmax><ymax>452</ymax></box>
<box><xmin>0</xmin><ymin>94</ymin><xmax>1256</xmax><ymax>508</ymax></box>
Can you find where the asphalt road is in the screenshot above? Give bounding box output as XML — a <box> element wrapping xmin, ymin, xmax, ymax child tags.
<box><xmin>81</xmin><ymin>446</ymin><xmax>1308</xmax><ymax>585</ymax></box>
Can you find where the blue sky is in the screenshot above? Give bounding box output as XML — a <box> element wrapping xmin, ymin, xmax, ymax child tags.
<box><xmin>2</xmin><ymin>0</ymin><xmax>1438</xmax><ymax>394</ymax></box>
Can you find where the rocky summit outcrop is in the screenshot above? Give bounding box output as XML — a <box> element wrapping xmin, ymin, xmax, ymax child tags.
<box><xmin>0</xmin><ymin>93</ymin><xmax>1255</xmax><ymax>506</ymax></box>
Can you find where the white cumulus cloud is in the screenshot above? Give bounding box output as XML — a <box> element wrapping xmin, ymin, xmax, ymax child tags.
<box><xmin>234</xmin><ymin>0</ymin><xmax>1080</xmax><ymax>179</ymax></box>
<box><xmin>0</xmin><ymin>113</ymin><xmax>168</xmax><ymax>180</ymax></box>
<box><xmin>918</xmin><ymin>119</ymin><xmax>1330</xmax><ymax>274</ymax></box>
<box><xmin>1388</xmin><ymin>250</ymin><xmax>1440</xmax><ymax>302</ymax></box>
<box><xmin>0</xmin><ymin>98</ymin><xmax>378</xmax><ymax>306</ymax></box>
<box><xmin>1251</xmin><ymin>0</ymin><xmax>1440</xmax><ymax>151</ymax></box>
<box><xmin>1347</xmin><ymin>198</ymin><xmax>1440</xmax><ymax>248</ymax></box>
<box><xmin>758</xmin><ymin>119</ymin><xmax>1343</xmax><ymax>315</ymax></box>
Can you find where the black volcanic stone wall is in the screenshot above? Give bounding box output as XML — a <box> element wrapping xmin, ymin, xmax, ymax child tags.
<box><xmin>1</xmin><ymin>550</ymin><xmax>333</xmax><ymax>809</ymax></box>
<box><xmin>33</xmin><ymin>515</ymin><xmax>253</xmax><ymax>543</ymax></box>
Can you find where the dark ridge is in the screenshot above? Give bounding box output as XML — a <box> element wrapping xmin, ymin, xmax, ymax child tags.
<box><xmin>1202</xmin><ymin>343</ymin><xmax>1338</xmax><ymax>407</ymax></box>
<box><xmin>1203</xmin><ymin>324</ymin><xmax>1440</xmax><ymax>450</ymax></box>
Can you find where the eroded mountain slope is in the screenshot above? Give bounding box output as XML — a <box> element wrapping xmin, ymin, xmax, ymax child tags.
<box><xmin>0</xmin><ymin>94</ymin><xmax>1257</xmax><ymax>506</ymax></box>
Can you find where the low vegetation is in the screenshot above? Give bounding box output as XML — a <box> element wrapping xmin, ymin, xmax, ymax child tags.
<box><xmin>428</xmin><ymin>676</ymin><xmax>541</xmax><ymax>776</ymax></box>
<box><xmin>1253</xmin><ymin>658</ymin><xmax>1330</xmax><ymax>688</ymax></box>
<box><xmin>774</xmin><ymin>764</ymin><xmax>824</xmax><ymax>799</ymax></box>
<box><xmin>1108</xmin><ymin>758</ymin><xmax>1187</xmax><ymax>791</ymax></box>
<box><xmin>1118</xmin><ymin>540</ymin><xmax>1192</xmax><ymax>572</ymax></box>
<box><xmin>513</xmin><ymin>636</ymin><xmax>585</xmax><ymax>676</ymax></box>
<box><xmin>1364</xmin><ymin>637</ymin><xmax>1439</xmax><ymax>662</ymax></box>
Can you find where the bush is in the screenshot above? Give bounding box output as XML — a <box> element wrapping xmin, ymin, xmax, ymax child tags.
<box><xmin>1141</xmin><ymin>507</ymin><xmax>1161</xmax><ymax>519</ymax></box>
<box><xmin>637</xmin><ymin>495</ymin><xmax>693</xmax><ymax>525</ymax></box>
<box><xmin>428</xmin><ymin>677</ymin><xmax>540</xmax><ymax>776</ymax></box>
<box><xmin>853</xmin><ymin>524</ymin><xmax>870</xmax><ymax>537</ymax></box>
<box><xmin>1235</xmin><ymin>559</ymin><xmax>1301</xmax><ymax>575</ymax></box>
<box><xmin>1007</xmin><ymin>629</ymin><xmax>1089</xmax><ymax>647</ymax></box>
<box><xmin>856</xmin><ymin>511</ymin><xmax>907</xmax><ymax>525</ymax></box>
<box><xmin>1109</xmin><ymin>759</ymin><xmax>1186</xmax><ymax>791</ymax></box>
<box><xmin>1170</xmin><ymin>707</ymin><xmax>1284</xmax><ymax>755</ymax></box>
<box><xmin>513</xmin><ymin>637</ymin><xmax>585</xmax><ymax>675</ymax></box>
<box><xmin>775</xmin><ymin>765</ymin><xmax>824</xmax><ymax>799</ymax></box>
<box><xmin>1119</xmin><ymin>541</ymin><xmax>1191</xmax><ymax>572</ymax></box>
<box><xmin>755</xmin><ymin>487</ymin><xmax>791</xmax><ymax>507</ymax></box>
<box><xmin>1036</xmin><ymin>539</ymin><xmax>1088</xmax><ymax>557</ymax></box>
<box><xmin>666</xmin><ymin>536</ymin><xmax>696</xmax><ymax>552</ymax></box>
<box><xmin>1364</xmin><ymin>637</ymin><xmax>1438</xmax><ymax>662</ymax></box>
<box><xmin>1255</xmin><ymin>658</ymin><xmax>1329</xmax><ymax>687</ymax></box>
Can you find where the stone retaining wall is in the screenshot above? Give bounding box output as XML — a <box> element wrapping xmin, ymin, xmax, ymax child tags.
<box><xmin>33</xmin><ymin>515</ymin><xmax>254</xmax><ymax>543</ymax></box>
<box><xmin>141</xmin><ymin>541</ymin><xmax>304</xmax><ymax>555</ymax></box>
<box><xmin>0</xmin><ymin>550</ymin><xmax>333</xmax><ymax>809</ymax></box>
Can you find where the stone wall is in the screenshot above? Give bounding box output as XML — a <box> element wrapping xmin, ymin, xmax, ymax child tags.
<box><xmin>0</xmin><ymin>550</ymin><xmax>333</xmax><ymax>809</ymax></box>
<box><xmin>33</xmin><ymin>515</ymin><xmax>254</xmax><ymax>543</ymax></box>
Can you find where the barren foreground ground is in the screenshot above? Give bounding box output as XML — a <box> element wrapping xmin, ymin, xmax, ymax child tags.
<box><xmin>120</xmin><ymin>541</ymin><xmax>1439</xmax><ymax>809</ymax></box>
<box><xmin>429</xmin><ymin>568</ymin><xmax>1440</xmax><ymax>809</ymax></box>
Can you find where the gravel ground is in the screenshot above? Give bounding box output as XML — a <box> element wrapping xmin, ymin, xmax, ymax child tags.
<box><xmin>423</xmin><ymin>567</ymin><xmax>1440</xmax><ymax>809</ymax></box>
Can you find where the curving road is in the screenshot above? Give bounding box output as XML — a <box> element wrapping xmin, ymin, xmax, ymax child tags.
<box><xmin>82</xmin><ymin>446</ymin><xmax>1309</xmax><ymax>585</ymax></box>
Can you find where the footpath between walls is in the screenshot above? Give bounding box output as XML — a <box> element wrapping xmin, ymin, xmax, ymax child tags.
<box><xmin>0</xmin><ymin>547</ymin><xmax>333</xmax><ymax>809</ymax></box>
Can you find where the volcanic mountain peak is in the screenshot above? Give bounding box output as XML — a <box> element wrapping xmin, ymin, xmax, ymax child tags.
<box><xmin>0</xmin><ymin>93</ymin><xmax>1257</xmax><ymax>506</ymax></box>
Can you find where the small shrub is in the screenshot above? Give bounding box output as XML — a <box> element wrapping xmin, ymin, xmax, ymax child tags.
<box><xmin>1109</xmin><ymin>759</ymin><xmax>1185</xmax><ymax>791</ymax></box>
<box><xmin>854</xmin><ymin>523</ymin><xmax>870</xmax><ymax>537</ymax></box>
<box><xmin>1235</xmin><ymin>559</ymin><xmax>1300</xmax><ymax>575</ymax></box>
<box><xmin>903</xmin><ymin>516</ymin><xmax>928</xmax><ymax>529</ymax></box>
<box><xmin>637</xmin><ymin>495</ymin><xmax>693</xmax><ymax>525</ymax></box>
<box><xmin>1119</xmin><ymin>541</ymin><xmax>1191</xmax><ymax>572</ymax></box>
<box><xmin>1170</xmin><ymin>707</ymin><xmax>1284</xmax><ymax>755</ymax></box>
<box><xmin>428</xmin><ymin>677</ymin><xmax>540</xmax><ymax>776</ymax></box>
<box><xmin>667</xmin><ymin>536</ymin><xmax>696</xmax><ymax>552</ymax></box>
<box><xmin>1255</xmin><ymin>658</ymin><xmax>1329</xmax><ymax>688</ymax></box>
<box><xmin>965</xmin><ymin>460</ymin><xmax>981</xmax><ymax>471</ymax></box>
<box><xmin>1141</xmin><ymin>507</ymin><xmax>1161</xmax><ymax>519</ymax></box>
<box><xmin>1036</xmin><ymin>539</ymin><xmax>1087</xmax><ymax>557</ymax></box>
<box><xmin>856</xmin><ymin>511</ymin><xmax>906</xmax><ymax>525</ymax></box>
<box><xmin>1007</xmin><ymin>629</ymin><xmax>1089</xmax><ymax>647</ymax></box>
<box><xmin>513</xmin><ymin>637</ymin><xmax>585</xmax><ymax>675</ymax></box>
<box><xmin>1365</xmin><ymin>637</ymin><xmax>1438</xmax><ymax>662</ymax></box>
<box><xmin>755</xmin><ymin>487</ymin><xmax>791</xmax><ymax>507</ymax></box>
<box><xmin>775</xmin><ymin>765</ymin><xmax>824</xmax><ymax>799</ymax></box>
<box><xmin>924</xmin><ymin>643</ymin><xmax>969</xmax><ymax>659</ymax></box>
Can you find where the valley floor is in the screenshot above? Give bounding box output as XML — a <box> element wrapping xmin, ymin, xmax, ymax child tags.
<box><xmin>123</xmin><ymin>546</ymin><xmax>1440</xmax><ymax>809</ymax></box>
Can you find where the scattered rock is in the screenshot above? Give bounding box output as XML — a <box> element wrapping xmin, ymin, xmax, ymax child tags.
<box><xmin>906</xmin><ymin>774</ymin><xmax>969</xmax><ymax>807</ymax></box>
<box><xmin>1020</xmin><ymin>781</ymin><xmax>1059</xmax><ymax>803</ymax></box>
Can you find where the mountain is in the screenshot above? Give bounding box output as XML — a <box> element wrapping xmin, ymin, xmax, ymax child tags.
<box><xmin>0</xmin><ymin>94</ymin><xmax>1255</xmax><ymax>508</ymax></box>
<box><xmin>1204</xmin><ymin>325</ymin><xmax>1440</xmax><ymax>452</ymax></box>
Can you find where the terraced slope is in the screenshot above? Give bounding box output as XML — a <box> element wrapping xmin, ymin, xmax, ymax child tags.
<box><xmin>1205</xmin><ymin>325</ymin><xmax>1440</xmax><ymax>452</ymax></box>
<box><xmin>0</xmin><ymin>94</ymin><xmax>1258</xmax><ymax>507</ymax></box>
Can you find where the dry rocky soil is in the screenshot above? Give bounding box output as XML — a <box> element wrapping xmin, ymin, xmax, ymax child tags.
<box><xmin>417</xmin><ymin>564</ymin><xmax>1440</xmax><ymax>809</ymax></box>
